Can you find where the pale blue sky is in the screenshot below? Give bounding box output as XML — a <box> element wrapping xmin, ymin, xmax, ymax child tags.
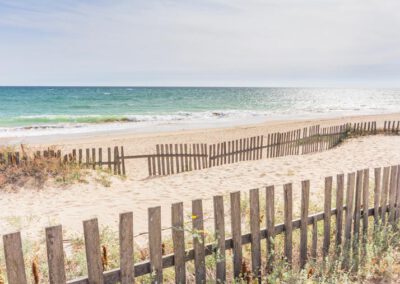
<box><xmin>0</xmin><ymin>0</ymin><xmax>399</xmax><ymax>87</ymax></box>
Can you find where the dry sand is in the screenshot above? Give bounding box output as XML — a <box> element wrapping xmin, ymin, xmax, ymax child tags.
<box><xmin>0</xmin><ymin>112</ymin><xmax>400</xmax><ymax>244</ymax></box>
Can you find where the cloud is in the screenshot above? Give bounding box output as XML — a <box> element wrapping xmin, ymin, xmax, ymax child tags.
<box><xmin>0</xmin><ymin>0</ymin><xmax>399</xmax><ymax>86</ymax></box>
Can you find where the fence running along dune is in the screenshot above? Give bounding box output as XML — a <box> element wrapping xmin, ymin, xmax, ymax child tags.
<box><xmin>0</xmin><ymin>146</ymin><xmax>126</xmax><ymax>176</ymax></box>
<box><xmin>1</xmin><ymin>120</ymin><xmax>399</xmax><ymax>178</ymax></box>
<box><xmin>2</xmin><ymin>163</ymin><xmax>400</xmax><ymax>283</ymax></box>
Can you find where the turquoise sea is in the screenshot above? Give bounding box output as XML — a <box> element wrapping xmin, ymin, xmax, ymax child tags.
<box><xmin>0</xmin><ymin>87</ymin><xmax>399</xmax><ymax>137</ymax></box>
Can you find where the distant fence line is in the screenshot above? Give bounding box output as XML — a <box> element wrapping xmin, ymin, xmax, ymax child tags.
<box><xmin>0</xmin><ymin>146</ymin><xmax>126</xmax><ymax>176</ymax></box>
<box><xmin>145</xmin><ymin>120</ymin><xmax>380</xmax><ymax>177</ymax></box>
<box><xmin>2</xmin><ymin>164</ymin><xmax>400</xmax><ymax>283</ymax></box>
<box><xmin>1</xmin><ymin>120</ymin><xmax>399</xmax><ymax>178</ymax></box>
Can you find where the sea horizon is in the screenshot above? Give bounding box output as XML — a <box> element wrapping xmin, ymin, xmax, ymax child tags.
<box><xmin>0</xmin><ymin>86</ymin><xmax>399</xmax><ymax>138</ymax></box>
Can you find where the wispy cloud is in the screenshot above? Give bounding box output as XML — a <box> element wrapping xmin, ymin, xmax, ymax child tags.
<box><xmin>0</xmin><ymin>0</ymin><xmax>399</xmax><ymax>86</ymax></box>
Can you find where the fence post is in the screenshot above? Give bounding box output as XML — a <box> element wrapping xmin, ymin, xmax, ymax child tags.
<box><xmin>83</xmin><ymin>219</ymin><xmax>104</xmax><ymax>284</ymax></box>
<box><xmin>250</xmin><ymin>188</ymin><xmax>261</xmax><ymax>281</ymax></box>
<box><xmin>265</xmin><ymin>185</ymin><xmax>275</xmax><ymax>273</ymax></box>
<box><xmin>352</xmin><ymin>170</ymin><xmax>363</xmax><ymax>271</ymax></box>
<box><xmin>374</xmin><ymin>168</ymin><xmax>382</xmax><ymax>226</ymax></box>
<box><xmin>335</xmin><ymin>174</ymin><xmax>344</xmax><ymax>255</ymax></box>
<box><xmin>284</xmin><ymin>183</ymin><xmax>293</xmax><ymax>266</ymax></box>
<box><xmin>213</xmin><ymin>196</ymin><xmax>226</xmax><ymax>283</ymax></box>
<box><xmin>46</xmin><ymin>225</ymin><xmax>67</xmax><ymax>284</ymax></box>
<box><xmin>3</xmin><ymin>232</ymin><xmax>28</xmax><ymax>284</ymax></box>
<box><xmin>323</xmin><ymin>177</ymin><xmax>332</xmax><ymax>258</ymax></box>
<box><xmin>119</xmin><ymin>212</ymin><xmax>134</xmax><ymax>283</ymax></box>
<box><xmin>120</xmin><ymin>146</ymin><xmax>126</xmax><ymax>176</ymax></box>
<box><xmin>172</xmin><ymin>202</ymin><xmax>186</xmax><ymax>283</ymax></box>
<box><xmin>230</xmin><ymin>191</ymin><xmax>242</xmax><ymax>279</ymax></box>
<box><xmin>148</xmin><ymin>206</ymin><xmax>162</xmax><ymax>283</ymax></box>
<box><xmin>342</xmin><ymin>172</ymin><xmax>355</xmax><ymax>270</ymax></box>
<box><xmin>300</xmin><ymin>180</ymin><xmax>310</xmax><ymax>269</ymax></box>
<box><xmin>192</xmin><ymin>199</ymin><xmax>206</xmax><ymax>284</ymax></box>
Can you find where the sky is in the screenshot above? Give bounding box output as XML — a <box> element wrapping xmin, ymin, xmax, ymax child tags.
<box><xmin>0</xmin><ymin>0</ymin><xmax>399</xmax><ymax>87</ymax></box>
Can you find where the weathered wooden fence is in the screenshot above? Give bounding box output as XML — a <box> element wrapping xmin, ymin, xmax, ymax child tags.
<box><xmin>0</xmin><ymin>146</ymin><xmax>126</xmax><ymax>175</ymax></box>
<box><xmin>383</xmin><ymin>120</ymin><xmax>400</xmax><ymax>134</ymax></box>
<box><xmin>144</xmin><ymin>143</ymin><xmax>208</xmax><ymax>176</ymax></box>
<box><xmin>2</xmin><ymin>164</ymin><xmax>400</xmax><ymax>283</ymax></box>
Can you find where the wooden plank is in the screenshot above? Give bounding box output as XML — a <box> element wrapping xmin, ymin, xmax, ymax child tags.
<box><xmin>284</xmin><ymin>183</ymin><xmax>293</xmax><ymax>265</ymax></box>
<box><xmin>352</xmin><ymin>170</ymin><xmax>363</xmax><ymax>271</ymax></box>
<box><xmin>213</xmin><ymin>195</ymin><xmax>226</xmax><ymax>283</ymax></box>
<box><xmin>223</xmin><ymin>142</ymin><xmax>227</xmax><ymax>165</ymax></box>
<box><xmin>160</xmin><ymin>144</ymin><xmax>166</xmax><ymax>175</ymax></box>
<box><xmin>335</xmin><ymin>174</ymin><xmax>344</xmax><ymax>252</ymax></box>
<box><xmin>3</xmin><ymin>232</ymin><xmax>27</xmax><ymax>284</ymax></box>
<box><xmin>92</xmin><ymin>148</ymin><xmax>96</xmax><ymax>169</ymax></box>
<box><xmin>171</xmin><ymin>202</ymin><xmax>185</xmax><ymax>283</ymax></box>
<box><xmin>374</xmin><ymin>167</ymin><xmax>382</xmax><ymax>225</ymax></box>
<box><xmin>216</xmin><ymin>143</ymin><xmax>220</xmax><ymax>166</ymax></box>
<box><xmin>98</xmin><ymin>148</ymin><xmax>103</xmax><ymax>169</ymax></box>
<box><xmin>300</xmin><ymin>180</ymin><xmax>310</xmax><ymax>268</ymax></box>
<box><xmin>380</xmin><ymin>166</ymin><xmax>391</xmax><ymax>224</ymax></box>
<box><xmin>230</xmin><ymin>191</ymin><xmax>242</xmax><ymax>279</ymax></box>
<box><xmin>323</xmin><ymin>176</ymin><xmax>332</xmax><ymax>258</ymax></box>
<box><xmin>388</xmin><ymin>165</ymin><xmax>398</xmax><ymax>224</ymax></box>
<box><xmin>192</xmin><ymin>199</ymin><xmax>206</xmax><ymax>284</ymax></box>
<box><xmin>86</xmin><ymin>148</ymin><xmax>90</xmax><ymax>167</ymax></box>
<box><xmin>83</xmin><ymin>219</ymin><xmax>104</xmax><ymax>284</ymax></box>
<box><xmin>260</xmin><ymin>136</ymin><xmax>264</xmax><ymax>159</ymax></box>
<box><xmin>115</xmin><ymin>146</ymin><xmax>121</xmax><ymax>175</ymax></box>
<box><xmin>180</xmin><ymin>144</ymin><xmax>185</xmax><ymax>172</ymax></box>
<box><xmin>250</xmin><ymin>188</ymin><xmax>261</xmax><ymax>281</ymax></box>
<box><xmin>362</xmin><ymin>168</ymin><xmax>370</xmax><ymax>248</ymax></box>
<box><xmin>156</xmin><ymin>145</ymin><xmax>161</xmax><ymax>175</ymax></box>
<box><xmin>165</xmin><ymin>144</ymin><xmax>171</xmax><ymax>174</ymax></box>
<box><xmin>148</xmin><ymin>206</ymin><xmax>163</xmax><ymax>283</ymax></box>
<box><xmin>311</xmin><ymin>217</ymin><xmax>318</xmax><ymax>261</ymax></box>
<box><xmin>343</xmin><ymin>172</ymin><xmax>355</xmax><ymax>270</ymax></box>
<box><xmin>396</xmin><ymin>165</ymin><xmax>400</xmax><ymax>223</ymax></box>
<box><xmin>170</xmin><ymin>144</ymin><xmax>175</xmax><ymax>174</ymax></box>
<box><xmin>175</xmin><ymin>144</ymin><xmax>180</xmax><ymax>173</ymax></box>
<box><xmin>107</xmin><ymin>148</ymin><xmax>111</xmax><ymax>171</ymax></box>
<box><xmin>193</xmin><ymin>144</ymin><xmax>198</xmax><ymax>170</ymax></box>
<box><xmin>120</xmin><ymin>146</ymin><xmax>126</xmax><ymax>175</ymax></box>
<box><xmin>265</xmin><ymin>185</ymin><xmax>275</xmax><ymax>273</ymax></box>
<box><xmin>152</xmin><ymin>155</ymin><xmax>156</xmax><ymax>176</ymax></box>
<box><xmin>188</xmin><ymin>144</ymin><xmax>192</xmax><ymax>171</ymax></box>
<box><xmin>120</xmin><ymin>212</ymin><xmax>134</xmax><ymax>284</ymax></box>
<box><xmin>46</xmin><ymin>225</ymin><xmax>66</xmax><ymax>284</ymax></box>
<box><xmin>148</xmin><ymin>157</ymin><xmax>152</xmax><ymax>176</ymax></box>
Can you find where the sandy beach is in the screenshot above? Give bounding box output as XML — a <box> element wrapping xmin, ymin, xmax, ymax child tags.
<box><xmin>1</xmin><ymin>112</ymin><xmax>400</xmax><ymax>244</ymax></box>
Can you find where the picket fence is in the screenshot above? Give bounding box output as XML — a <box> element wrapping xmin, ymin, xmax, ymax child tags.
<box><xmin>2</xmin><ymin>164</ymin><xmax>400</xmax><ymax>283</ymax></box>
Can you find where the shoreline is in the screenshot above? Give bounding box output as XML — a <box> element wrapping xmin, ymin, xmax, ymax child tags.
<box><xmin>1</xmin><ymin>111</ymin><xmax>399</xmax><ymax>146</ymax></box>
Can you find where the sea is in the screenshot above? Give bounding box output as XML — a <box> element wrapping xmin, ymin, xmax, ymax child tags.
<box><xmin>0</xmin><ymin>87</ymin><xmax>399</xmax><ymax>137</ymax></box>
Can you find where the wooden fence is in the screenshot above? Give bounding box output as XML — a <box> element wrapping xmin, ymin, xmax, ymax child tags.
<box><xmin>2</xmin><ymin>164</ymin><xmax>400</xmax><ymax>283</ymax></box>
<box><xmin>383</xmin><ymin>120</ymin><xmax>400</xmax><ymax>134</ymax></box>
<box><xmin>0</xmin><ymin>146</ymin><xmax>126</xmax><ymax>175</ymax></box>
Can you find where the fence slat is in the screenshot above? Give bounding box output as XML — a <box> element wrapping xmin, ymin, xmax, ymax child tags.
<box><xmin>120</xmin><ymin>212</ymin><xmax>134</xmax><ymax>284</ymax></box>
<box><xmin>343</xmin><ymin>172</ymin><xmax>355</xmax><ymax>270</ymax></box>
<box><xmin>230</xmin><ymin>191</ymin><xmax>242</xmax><ymax>279</ymax></box>
<box><xmin>161</xmin><ymin>144</ymin><xmax>166</xmax><ymax>175</ymax></box>
<box><xmin>284</xmin><ymin>183</ymin><xmax>293</xmax><ymax>266</ymax></box>
<box><xmin>380</xmin><ymin>166</ymin><xmax>390</xmax><ymax>224</ymax></box>
<box><xmin>300</xmin><ymin>180</ymin><xmax>310</xmax><ymax>268</ymax></box>
<box><xmin>335</xmin><ymin>174</ymin><xmax>344</xmax><ymax>253</ymax></box>
<box><xmin>388</xmin><ymin>166</ymin><xmax>398</xmax><ymax>224</ymax></box>
<box><xmin>250</xmin><ymin>188</ymin><xmax>261</xmax><ymax>281</ymax></box>
<box><xmin>213</xmin><ymin>195</ymin><xmax>226</xmax><ymax>283</ymax></box>
<box><xmin>362</xmin><ymin>169</ymin><xmax>370</xmax><ymax>248</ymax></box>
<box><xmin>46</xmin><ymin>225</ymin><xmax>67</xmax><ymax>284</ymax></box>
<box><xmin>311</xmin><ymin>217</ymin><xmax>318</xmax><ymax>261</ymax></box>
<box><xmin>170</xmin><ymin>144</ymin><xmax>175</xmax><ymax>174</ymax></box>
<box><xmin>192</xmin><ymin>199</ymin><xmax>206</xmax><ymax>284</ymax></box>
<box><xmin>148</xmin><ymin>206</ymin><xmax>163</xmax><ymax>283</ymax></box>
<box><xmin>353</xmin><ymin>170</ymin><xmax>363</xmax><ymax>271</ymax></box>
<box><xmin>3</xmin><ymin>232</ymin><xmax>28</xmax><ymax>284</ymax></box>
<box><xmin>266</xmin><ymin>185</ymin><xmax>275</xmax><ymax>273</ymax></box>
<box><xmin>323</xmin><ymin>176</ymin><xmax>332</xmax><ymax>258</ymax></box>
<box><xmin>172</xmin><ymin>202</ymin><xmax>185</xmax><ymax>283</ymax></box>
<box><xmin>83</xmin><ymin>219</ymin><xmax>104</xmax><ymax>284</ymax></box>
<box><xmin>374</xmin><ymin>168</ymin><xmax>382</xmax><ymax>226</ymax></box>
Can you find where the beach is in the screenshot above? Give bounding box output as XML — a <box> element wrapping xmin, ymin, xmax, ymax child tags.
<box><xmin>1</xmin><ymin>112</ymin><xmax>400</xmax><ymax>244</ymax></box>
